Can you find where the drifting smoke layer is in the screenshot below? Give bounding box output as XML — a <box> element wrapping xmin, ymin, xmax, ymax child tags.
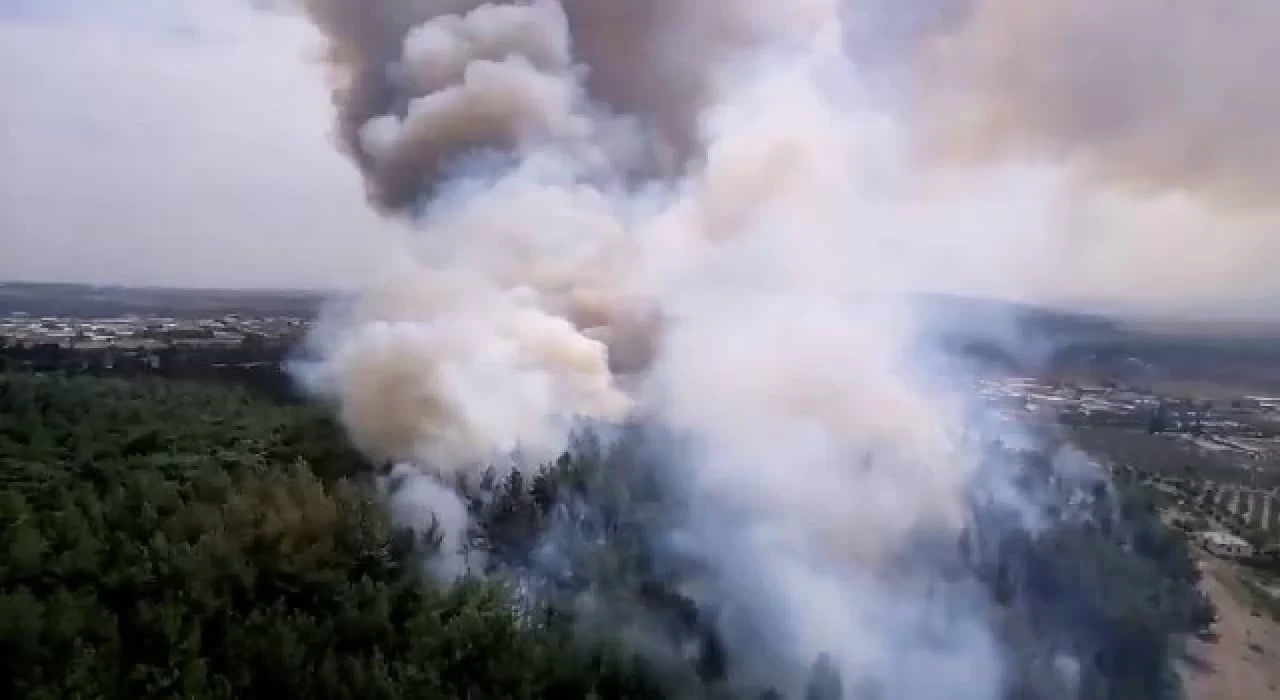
<box><xmin>910</xmin><ymin>0</ymin><xmax>1280</xmax><ymax>209</ymax></box>
<box><xmin>292</xmin><ymin>0</ymin><xmax>1270</xmax><ymax>696</ymax></box>
<box><xmin>889</xmin><ymin>0</ymin><xmax>1280</xmax><ymax>306</ymax></box>
<box><xmin>303</xmin><ymin>0</ymin><xmax>1280</xmax><ymax>308</ymax></box>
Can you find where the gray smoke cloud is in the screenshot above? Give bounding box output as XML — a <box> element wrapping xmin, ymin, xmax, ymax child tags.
<box><xmin>289</xmin><ymin>0</ymin><xmax>1271</xmax><ymax>695</ymax></box>
<box><xmin>898</xmin><ymin>0</ymin><xmax>1280</xmax><ymax>308</ymax></box>
<box><xmin>907</xmin><ymin>0</ymin><xmax>1280</xmax><ymax>209</ymax></box>
<box><xmin>298</xmin><ymin>0</ymin><xmax>1280</xmax><ymax>311</ymax></box>
<box><xmin>305</xmin><ymin>0</ymin><xmax>1280</xmax><ymax>212</ymax></box>
<box><xmin>301</xmin><ymin>0</ymin><xmax>840</xmax><ymax>210</ymax></box>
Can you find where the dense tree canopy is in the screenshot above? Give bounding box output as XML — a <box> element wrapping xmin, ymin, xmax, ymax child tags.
<box><xmin>0</xmin><ymin>373</ymin><xmax>658</xmax><ymax>699</ymax></box>
<box><xmin>0</xmin><ymin>371</ymin><xmax>1212</xmax><ymax>699</ymax></box>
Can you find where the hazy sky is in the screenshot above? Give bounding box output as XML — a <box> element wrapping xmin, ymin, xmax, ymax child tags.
<box><xmin>0</xmin><ymin>0</ymin><xmax>398</xmax><ymax>290</ymax></box>
<box><xmin>2</xmin><ymin>0</ymin><xmax>1278</xmax><ymax>318</ymax></box>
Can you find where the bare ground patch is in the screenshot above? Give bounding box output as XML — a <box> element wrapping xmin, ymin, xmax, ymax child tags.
<box><xmin>1179</xmin><ymin>557</ymin><xmax>1280</xmax><ymax>700</ymax></box>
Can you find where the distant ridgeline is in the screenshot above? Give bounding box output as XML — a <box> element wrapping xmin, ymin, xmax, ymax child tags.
<box><xmin>0</xmin><ymin>282</ymin><xmax>327</xmax><ymax>319</ymax></box>
<box><xmin>0</xmin><ymin>370</ymin><xmax>1212</xmax><ymax>699</ymax></box>
<box><xmin>8</xmin><ymin>283</ymin><xmax>1280</xmax><ymax>390</ymax></box>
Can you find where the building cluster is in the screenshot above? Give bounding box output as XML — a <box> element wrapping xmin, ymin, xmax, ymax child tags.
<box><xmin>978</xmin><ymin>376</ymin><xmax>1280</xmax><ymax>457</ymax></box>
<box><xmin>0</xmin><ymin>312</ymin><xmax>307</xmax><ymax>349</ymax></box>
<box><xmin>1195</xmin><ymin>530</ymin><xmax>1256</xmax><ymax>559</ymax></box>
<box><xmin>978</xmin><ymin>377</ymin><xmax>1160</xmax><ymax>417</ymax></box>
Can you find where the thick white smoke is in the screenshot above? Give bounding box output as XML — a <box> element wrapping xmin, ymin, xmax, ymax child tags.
<box><xmin>289</xmin><ymin>0</ymin><xmax>1266</xmax><ymax>695</ymax></box>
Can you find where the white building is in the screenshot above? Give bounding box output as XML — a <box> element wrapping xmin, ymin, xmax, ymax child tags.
<box><xmin>1197</xmin><ymin>531</ymin><xmax>1255</xmax><ymax>559</ymax></box>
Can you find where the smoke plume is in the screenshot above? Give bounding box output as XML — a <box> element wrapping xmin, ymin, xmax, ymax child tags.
<box><xmin>290</xmin><ymin>0</ymin><xmax>1271</xmax><ymax>695</ymax></box>
<box><xmin>896</xmin><ymin>0</ymin><xmax>1280</xmax><ymax>308</ymax></box>
<box><xmin>909</xmin><ymin>0</ymin><xmax>1280</xmax><ymax>209</ymax></box>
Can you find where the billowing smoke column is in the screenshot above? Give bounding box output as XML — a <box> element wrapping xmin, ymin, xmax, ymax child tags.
<box><xmin>291</xmin><ymin>0</ymin><xmax>1271</xmax><ymax>696</ymax></box>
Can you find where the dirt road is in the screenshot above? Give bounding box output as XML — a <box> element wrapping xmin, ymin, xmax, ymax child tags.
<box><xmin>1179</xmin><ymin>557</ymin><xmax>1280</xmax><ymax>700</ymax></box>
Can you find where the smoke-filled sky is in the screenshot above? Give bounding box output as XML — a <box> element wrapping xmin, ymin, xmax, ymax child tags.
<box><xmin>0</xmin><ymin>0</ymin><xmax>400</xmax><ymax>290</ymax></box>
<box><xmin>2</xmin><ymin>0</ymin><xmax>1278</xmax><ymax>318</ymax></box>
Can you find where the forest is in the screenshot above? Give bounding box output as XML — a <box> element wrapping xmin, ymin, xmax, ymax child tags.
<box><xmin>0</xmin><ymin>372</ymin><xmax>658</xmax><ymax>699</ymax></box>
<box><xmin>0</xmin><ymin>370</ymin><xmax>1214</xmax><ymax>699</ymax></box>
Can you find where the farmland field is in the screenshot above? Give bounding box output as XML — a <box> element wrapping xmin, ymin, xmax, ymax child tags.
<box><xmin>1070</xmin><ymin>427</ymin><xmax>1280</xmax><ymax>491</ymax></box>
<box><xmin>1190</xmin><ymin>482</ymin><xmax>1280</xmax><ymax>538</ymax></box>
